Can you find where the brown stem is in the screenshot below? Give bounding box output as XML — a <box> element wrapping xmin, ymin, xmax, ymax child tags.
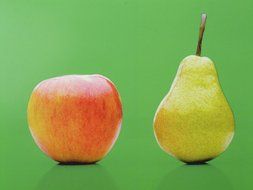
<box><xmin>196</xmin><ymin>13</ymin><xmax>207</xmax><ymax>56</ymax></box>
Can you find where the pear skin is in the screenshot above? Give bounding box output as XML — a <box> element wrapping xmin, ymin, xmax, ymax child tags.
<box><xmin>154</xmin><ymin>55</ymin><xmax>234</xmax><ymax>163</ymax></box>
<box><xmin>153</xmin><ymin>14</ymin><xmax>234</xmax><ymax>164</ymax></box>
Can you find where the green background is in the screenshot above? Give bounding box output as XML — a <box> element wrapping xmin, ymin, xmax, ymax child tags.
<box><xmin>1</xmin><ymin>0</ymin><xmax>252</xmax><ymax>189</ymax></box>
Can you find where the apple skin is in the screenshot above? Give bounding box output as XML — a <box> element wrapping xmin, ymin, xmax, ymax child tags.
<box><xmin>27</xmin><ymin>74</ymin><xmax>122</xmax><ymax>164</ymax></box>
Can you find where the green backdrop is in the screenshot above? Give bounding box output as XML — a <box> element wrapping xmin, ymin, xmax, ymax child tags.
<box><xmin>1</xmin><ymin>0</ymin><xmax>253</xmax><ymax>189</ymax></box>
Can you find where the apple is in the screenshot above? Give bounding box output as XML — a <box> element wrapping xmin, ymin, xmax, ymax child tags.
<box><xmin>27</xmin><ymin>74</ymin><xmax>123</xmax><ymax>164</ymax></box>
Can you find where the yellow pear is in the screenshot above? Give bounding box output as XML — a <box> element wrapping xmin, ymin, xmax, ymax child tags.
<box><xmin>153</xmin><ymin>14</ymin><xmax>234</xmax><ymax>164</ymax></box>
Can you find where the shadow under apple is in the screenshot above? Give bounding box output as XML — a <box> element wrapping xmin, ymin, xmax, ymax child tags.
<box><xmin>36</xmin><ymin>164</ymin><xmax>118</xmax><ymax>190</ymax></box>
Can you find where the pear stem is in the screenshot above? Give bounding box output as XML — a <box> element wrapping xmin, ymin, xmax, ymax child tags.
<box><xmin>196</xmin><ymin>13</ymin><xmax>207</xmax><ymax>56</ymax></box>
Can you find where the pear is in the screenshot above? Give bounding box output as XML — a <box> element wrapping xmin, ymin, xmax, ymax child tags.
<box><xmin>153</xmin><ymin>14</ymin><xmax>234</xmax><ymax>164</ymax></box>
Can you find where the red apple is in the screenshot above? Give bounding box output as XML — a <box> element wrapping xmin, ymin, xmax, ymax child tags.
<box><xmin>27</xmin><ymin>74</ymin><xmax>122</xmax><ymax>164</ymax></box>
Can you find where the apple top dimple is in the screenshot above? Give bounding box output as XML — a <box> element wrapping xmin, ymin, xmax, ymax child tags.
<box><xmin>32</xmin><ymin>74</ymin><xmax>115</xmax><ymax>99</ymax></box>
